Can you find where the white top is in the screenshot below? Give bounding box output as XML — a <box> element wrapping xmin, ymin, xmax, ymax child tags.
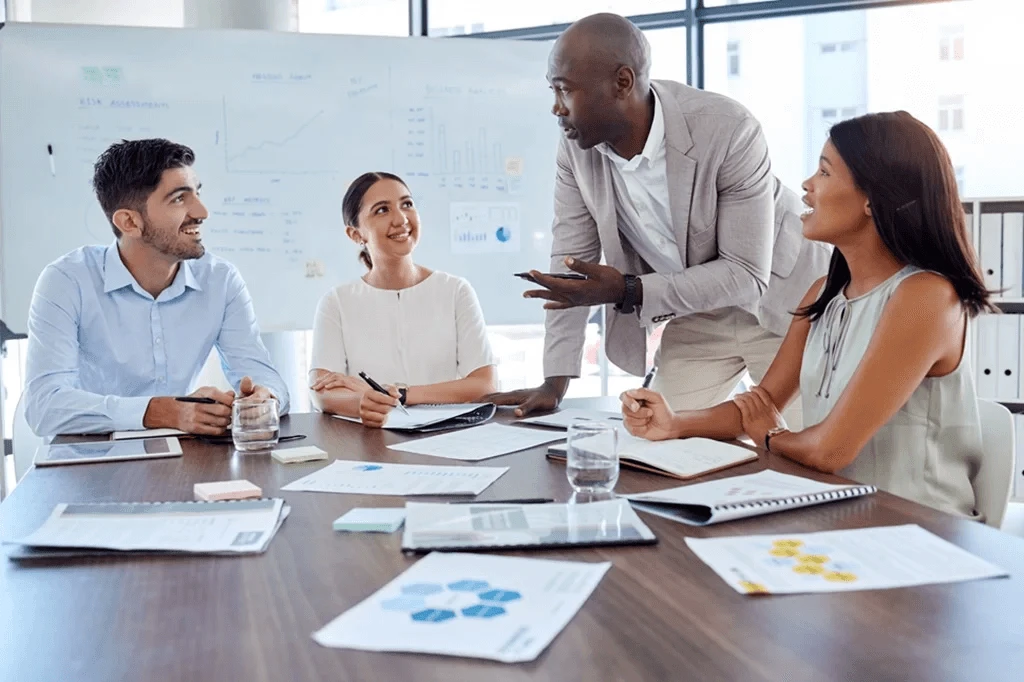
<box><xmin>801</xmin><ymin>266</ymin><xmax>982</xmax><ymax>519</ymax></box>
<box><xmin>596</xmin><ymin>88</ymin><xmax>682</xmax><ymax>274</ymax></box>
<box><xmin>311</xmin><ymin>271</ymin><xmax>496</xmax><ymax>387</ymax></box>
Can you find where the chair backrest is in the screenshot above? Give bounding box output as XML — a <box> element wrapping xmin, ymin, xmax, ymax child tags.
<box><xmin>975</xmin><ymin>399</ymin><xmax>1015</xmax><ymax>528</ymax></box>
<box><xmin>12</xmin><ymin>394</ymin><xmax>43</xmax><ymax>483</ymax></box>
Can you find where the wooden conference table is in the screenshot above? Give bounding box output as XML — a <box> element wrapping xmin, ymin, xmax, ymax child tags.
<box><xmin>1</xmin><ymin>399</ymin><xmax>1023</xmax><ymax>681</ymax></box>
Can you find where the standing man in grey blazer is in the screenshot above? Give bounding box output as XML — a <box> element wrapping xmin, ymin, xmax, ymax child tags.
<box><xmin>486</xmin><ymin>13</ymin><xmax>831</xmax><ymax>424</ymax></box>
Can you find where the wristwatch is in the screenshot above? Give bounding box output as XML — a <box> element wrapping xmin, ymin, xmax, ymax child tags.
<box><xmin>394</xmin><ymin>383</ymin><xmax>409</xmax><ymax>406</ymax></box>
<box><xmin>615</xmin><ymin>274</ymin><xmax>641</xmax><ymax>315</ymax></box>
<box><xmin>764</xmin><ymin>426</ymin><xmax>788</xmax><ymax>453</ymax></box>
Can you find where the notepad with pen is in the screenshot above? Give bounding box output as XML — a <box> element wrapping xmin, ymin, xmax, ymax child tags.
<box><xmin>626</xmin><ymin>470</ymin><xmax>877</xmax><ymax>526</ymax></box>
<box><xmin>333</xmin><ymin>403</ymin><xmax>496</xmax><ymax>433</ymax></box>
<box><xmin>547</xmin><ymin>433</ymin><xmax>758</xmax><ymax>480</ymax></box>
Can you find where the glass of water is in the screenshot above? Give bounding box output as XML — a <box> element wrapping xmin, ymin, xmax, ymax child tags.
<box><xmin>232</xmin><ymin>397</ymin><xmax>279</xmax><ymax>452</ymax></box>
<box><xmin>566</xmin><ymin>418</ymin><xmax>619</xmax><ymax>494</ymax></box>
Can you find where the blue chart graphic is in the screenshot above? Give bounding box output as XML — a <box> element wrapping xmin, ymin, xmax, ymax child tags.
<box><xmin>382</xmin><ymin>579</ymin><xmax>522</xmax><ymax>624</ymax></box>
<box><xmin>355</xmin><ymin>464</ymin><xmax>384</xmax><ymax>472</ymax></box>
<box><xmin>495</xmin><ymin>226</ymin><xmax>512</xmax><ymax>243</ymax></box>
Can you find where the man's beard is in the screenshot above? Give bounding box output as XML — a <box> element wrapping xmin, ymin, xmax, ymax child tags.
<box><xmin>140</xmin><ymin>217</ymin><xmax>205</xmax><ymax>260</ymax></box>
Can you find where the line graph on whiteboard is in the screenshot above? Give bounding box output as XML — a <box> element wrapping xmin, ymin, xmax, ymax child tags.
<box><xmin>222</xmin><ymin>97</ymin><xmax>342</xmax><ymax>175</ymax></box>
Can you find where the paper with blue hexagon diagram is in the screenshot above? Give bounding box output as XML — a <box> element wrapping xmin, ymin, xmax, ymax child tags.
<box><xmin>313</xmin><ymin>552</ymin><xmax>611</xmax><ymax>662</ymax></box>
<box><xmin>686</xmin><ymin>524</ymin><xmax>1007</xmax><ymax>596</ymax></box>
<box><xmin>280</xmin><ymin>460</ymin><xmax>508</xmax><ymax>496</ymax></box>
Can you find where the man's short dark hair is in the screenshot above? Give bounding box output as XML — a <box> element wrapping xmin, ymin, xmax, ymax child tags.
<box><xmin>92</xmin><ymin>139</ymin><xmax>195</xmax><ymax>238</ymax></box>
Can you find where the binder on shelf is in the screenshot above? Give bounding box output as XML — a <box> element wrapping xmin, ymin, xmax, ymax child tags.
<box><xmin>979</xmin><ymin>212</ymin><xmax>1003</xmax><ymax>295</ymax></box>
<box><xmin>976</xmin><ymin>314</ymin><xmax>999</xmax><ymax>400</ymax></box>
<box><xmin>1002</xmin><ymin>212</ymin><xmax>1024</xmax><ymax>298</ymax></box>
<box><xmin>1016</xmin><ymin>415</ymin><xmax>1024</xmax><ymax>501</ymax></box>
<box><xmin>996</xmin><ymin>314</ymin><xmax>1020</xmax><ymax>401</ymax></box>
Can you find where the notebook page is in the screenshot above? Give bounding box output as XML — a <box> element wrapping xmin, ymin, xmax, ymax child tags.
<box><xmin>569</xmin><ymin>433</ymin><xmax>755</xmax><ymax>478</ymax></box>
<box><xmin>628</xmin><ymin>470</ymin><xmax>863</xmax><ymax>508</ymax></box>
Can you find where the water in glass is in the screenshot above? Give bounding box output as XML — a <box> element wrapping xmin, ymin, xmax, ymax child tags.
<box><xmin>566</xmin><ymin>418</ymin><xmax>619</xmax><ymax>494</ymax></box>
<box><xmin>232</xmin><ymin>397</ymin><xmax>279</xmax><ymax>452</ymax></box>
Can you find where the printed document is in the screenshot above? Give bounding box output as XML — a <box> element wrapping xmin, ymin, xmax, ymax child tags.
<box><xmin>387</xmin><ymin>423</ymin><xmax>564</xmax><ymax>461</ymax></box>
<box><xmin>687</xmin><ymin>524</ymin><xmax>1008</xmax><ymax>595</ymax></box>
<box><xmin>313</xmin><ymin>552</ymin><xmax>611</xmax><ymax>662</ymax></box>
<box><xmin>281</xmin><ymin>460</ymin><xmax>508</xmax><ymax>496</ymax></box>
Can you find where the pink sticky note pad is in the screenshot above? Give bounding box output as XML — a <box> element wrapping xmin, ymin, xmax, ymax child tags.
<box><xmin>194</xmin><ymin>479</ymin><xmax>262</xmax><ymax>502</ymax></box>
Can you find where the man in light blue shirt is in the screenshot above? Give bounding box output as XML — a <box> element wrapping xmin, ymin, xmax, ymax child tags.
<box><xmin>24</xmin><ymin>138</ymin><xmax>289</xmax><ymax>436</ymax></box>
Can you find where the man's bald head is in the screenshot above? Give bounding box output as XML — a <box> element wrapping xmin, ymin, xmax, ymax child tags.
<box><xmin>553</xmin><ymin>13</ymin><xmax>651</xmax><ymax>92</ymax></box>
<box><xmin>546</xmin><ymin>14</ymin><xmax>653</xmax><ymax>150</ymax></box>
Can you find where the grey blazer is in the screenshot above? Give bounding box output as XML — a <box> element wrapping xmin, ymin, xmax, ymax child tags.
<box><xmin>543</xmin><ymin>80</ymin><xmax>832</xmax><ymax>377</ymax></box>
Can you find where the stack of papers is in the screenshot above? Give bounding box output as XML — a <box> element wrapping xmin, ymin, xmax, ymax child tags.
<box><xmin>402</xmin><ymin>498</ymin><xmax>656</xmax><ymax>552</ymax></box>
<box><xmin>313</xmin><ymin>552</ymin><xmax>611</xmax><ymax>663</ymax></box>
<box><xmin>687</xmin><ymin>524</ymin><xmax>1008</xmax><ymax>595</ymax></box>
<box><xmin>4</xmin><ymin>498</ymin><xmax>289</xmax><ymax>560</ymax></box>
<box><xmin>387</xmin><ymin>423</ymin><xmax>564</xmax><ymax>461</ymax></box>
<box><xmin>281</xmin><ymin>460</ymin><xmax>508</xmax><ymax>496</ymax></box>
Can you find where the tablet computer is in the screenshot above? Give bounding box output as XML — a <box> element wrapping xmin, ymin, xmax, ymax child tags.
<box><xmin>33</xmin><ymin>437</ymin><xmax>183</xmax><ymax>467</ymax></box>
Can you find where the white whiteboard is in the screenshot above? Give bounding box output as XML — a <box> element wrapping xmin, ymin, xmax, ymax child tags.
<box><xmin>0</xmin><ymin>23</ymin><xmax>558</xmax><ymax>332</ymax></box>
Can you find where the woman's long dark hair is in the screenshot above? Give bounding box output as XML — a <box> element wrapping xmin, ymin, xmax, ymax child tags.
<box><xmin>797</xmin><ymin>111</ymin><xmax>995</xmax><ymax>320</ymax></box>
<box><xmin>341</xmin><ymin>171</ymin><xmax>407</xmax><ymax>271</ymax></box>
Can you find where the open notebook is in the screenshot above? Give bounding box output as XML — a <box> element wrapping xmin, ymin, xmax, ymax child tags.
<box><xmin>547</xmin><ymin>433</ymin><xmax>757</xmax><ymax>480</ymax></box>
<box><xmin>626</xmin><ymin>470</ymin><xmax>877</xmax><ymax>526</ymax></box>
<box><xmin>333</xmin><ymin>403</ymin><xmax>496</xmax><ymax>433</ymax></box>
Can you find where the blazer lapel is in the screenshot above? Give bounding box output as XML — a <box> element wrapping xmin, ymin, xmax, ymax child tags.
<box><xmin>654</xmin><ymin>81</ymin><xmax>697</xmax><ymax>268</ymax></box>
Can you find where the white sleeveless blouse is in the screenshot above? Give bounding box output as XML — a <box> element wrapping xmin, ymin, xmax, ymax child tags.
<box><xmin>800</xmin><ymin>266</ymin><xmax>982</xmax><ymax>519</ymax></box>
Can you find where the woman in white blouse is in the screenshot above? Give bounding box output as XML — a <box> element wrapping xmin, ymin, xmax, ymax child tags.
<box><xmin>309</xmin><ymin>172</ymin><xmax>498</xmax><ymax>427</ymax></box>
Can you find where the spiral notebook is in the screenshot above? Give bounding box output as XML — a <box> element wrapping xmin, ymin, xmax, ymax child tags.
<box><xmin>626</xmin><ymin>470</ymin><xmax>876</xmax><ymax>526</ymax></box>
<box><xmin>333</xmin><ymin>403</ymin><xmax>496</xmax><ymax>433</ymax></box>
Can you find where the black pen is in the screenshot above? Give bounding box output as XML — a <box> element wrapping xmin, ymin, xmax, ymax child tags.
<box><xmin>358</xmin><ymin>371</ymin><xmax>410</xmax><ymax>415</ymax></box>
<box><xmin>450</xmin><ymin>498</ymin><xmax>555</xmax><ymax>505</ymax></box>
<box><xmin>642</xmin><ymin>365</ymin><xmax>658</xmax><ymax>389</ymax></box>
<box><xmin>176</xmin><ymin>396</ymin><xmax>218</xmax><ymax>404</ymax></box>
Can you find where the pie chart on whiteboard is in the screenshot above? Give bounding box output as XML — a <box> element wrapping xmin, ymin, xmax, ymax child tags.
<box><xmin>495</xmin><ymin>226</ymin><xmax>512</xmax><ymax>243</ymax></box>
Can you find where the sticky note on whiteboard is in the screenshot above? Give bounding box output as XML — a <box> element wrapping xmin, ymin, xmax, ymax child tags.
<box><xmin>504</xmin><ymin>156</ymin><xmax>524</xmax><ymax>177</ymax></box>
<box><xmin>305</xmin><ymin>260</ymin><xmax>325</xmax><ymax>278</ymax></box>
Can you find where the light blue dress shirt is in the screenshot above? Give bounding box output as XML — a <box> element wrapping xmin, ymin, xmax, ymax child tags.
<box><xmin>24</xmin><ymin>243</ymin><xmax>290</xmax><ymax>435</ymax></box>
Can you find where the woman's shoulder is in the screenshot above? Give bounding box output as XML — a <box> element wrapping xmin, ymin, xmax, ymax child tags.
<box><xmin>422</xmin><ymin>270</ymin><xmax>475</xmax><ymax>293</ymax></box>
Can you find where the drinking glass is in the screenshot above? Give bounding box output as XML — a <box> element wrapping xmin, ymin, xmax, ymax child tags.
<box><xmin>232</xmin><ymin>397</ymin><xmax>279</xmax><ymax>452</ymax></box>
<box><xmin>565</xmin><ymin>418</ymin><xmax>619</xmax><ymax>494</ymax></box>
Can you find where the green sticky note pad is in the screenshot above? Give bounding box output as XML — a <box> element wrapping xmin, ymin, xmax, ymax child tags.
<box><xmin>333</xmin><ymin>508</ymin><xmax>406</xmax><ymax>533</ymax></box>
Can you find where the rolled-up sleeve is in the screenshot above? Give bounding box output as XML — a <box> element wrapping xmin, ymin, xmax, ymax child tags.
<box><xmin>24</xmin><ymin>265</ymin><xmax>151</xmax><ymax>435</ymax></box>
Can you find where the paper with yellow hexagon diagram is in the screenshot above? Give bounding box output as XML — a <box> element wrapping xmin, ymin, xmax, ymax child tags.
<box><xmin>685</xmin><ymin>525</ymin><xmax>1007</xmax><ymax>595</ymax></box>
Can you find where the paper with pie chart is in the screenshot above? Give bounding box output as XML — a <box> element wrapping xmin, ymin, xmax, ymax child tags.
<box><xmin>281</xmin><ymin>460</ymin><xmax>508</xmax><ymax>496</ymax></box>
<box><xmin>313</xmin><ymin>552</ymin><xmax>611</xmax><ymax>662</ymax></box>
<box><xmin>686</xmin><ymin>524</ymin><xmax>1007</xmax><ymax>595</ymax></box>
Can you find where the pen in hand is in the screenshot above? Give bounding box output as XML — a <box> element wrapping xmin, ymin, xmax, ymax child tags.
<box><xmin>358</xmin><ymin>371</ymin><xmax>410</xmax><ymax>415</ymax></box>
<box><xmin>175</xmin><ymin>396</ymin><xmax>218</xmax><ymax>404</ymax></box>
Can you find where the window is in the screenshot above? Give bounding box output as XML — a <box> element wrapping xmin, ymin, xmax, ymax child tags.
<box><xmin>297</xmin><ymin>0</ymin><xmax>409</xmax><ymax>36</ymax></box>
<box><xmin>703</xmin><ymin>2</ymin><xmax>1022</xmax><ymax>198</ymax></box>
<box><xmin>955</xmin><ymin>166</ymin><xmax>966</xmax><ymax>196</ymax></box>
<box><xmin>940</xmin><ymin>25</ymin><xmax>965</xmax><ymax>61</ymax></box>
<box><xmin>840</xmin><ymin>41</ymin><xmax>857</xmax><ymax>52</ymax></box>
<box><xmin>841</xmin><ymin>106</ymin><xmax>858</xmax><ymax>118</ymax></box>
<box><xmin>821</xmin><ymin>43</ymin><xmax>837</xmax><ymax>54</ymax></box>
<box><xmin>727</xmin><ymin>41</ymin><xmax>740</xmax><ymax>77</ymax></box>
<box><xmin>939</xmin><ymin>95</ymin><xmax>965</xmax><ymax>131</ymax></box>
<box><xmin>821</xmin><ymin>108</ymin><xmax>838</xmax><ymax>119</ymax></box>
<box><xmin>427</xmin><ymin>0</ymin><xmax>681</xmax><ymax>36</ymax></box>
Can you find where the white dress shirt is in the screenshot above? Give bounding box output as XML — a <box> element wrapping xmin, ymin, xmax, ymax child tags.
<box><xmin>310</xmin><ymin>271</ymin><xmax>496</xmax><ymax>388</ymax></box>
<box><xmin>597</xmin><ymin>89</ymin><xmax>683</xmax><ymax>274</ymax></box>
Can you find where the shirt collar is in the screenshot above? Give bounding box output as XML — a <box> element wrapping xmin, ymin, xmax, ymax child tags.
<box><xmin>103</xmin><ymin>242</ymin><xmax>203</xmax><ymax>296</ymax></box>
<box><xmin>597</xmin><ymin>88</ymin><xmax>666</xmax><ymax>170</ymax></box>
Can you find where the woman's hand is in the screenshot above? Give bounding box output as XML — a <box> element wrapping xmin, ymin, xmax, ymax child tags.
<box><xmin>310</xmin><ymin>372</ymin><xmax>370</xmax><ymax>394</ymax></box>
<box><xmin>359</xmin><ymin>388</ymin><xmax>400</xmax><ymax>428</ymax></box>
<box><xmin>732</xmin><ymin>386</ymin><xmax>786</xmax><ymax>448</ymax></box>
<box><xmin>620</xmin><ymin>388</ymin><xmax>678</xmax><ymax>441</ymax></box>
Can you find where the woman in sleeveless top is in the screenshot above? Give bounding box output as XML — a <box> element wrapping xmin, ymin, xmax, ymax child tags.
<box><xmin>620</xmin><ymin>111</ymin><xmax>995</xmax><ymax>519</ymax></box>
<box><xmin>308</xmin><ymin>172</ymin><xmax>497</xmax><ymax>428</ymax></box>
